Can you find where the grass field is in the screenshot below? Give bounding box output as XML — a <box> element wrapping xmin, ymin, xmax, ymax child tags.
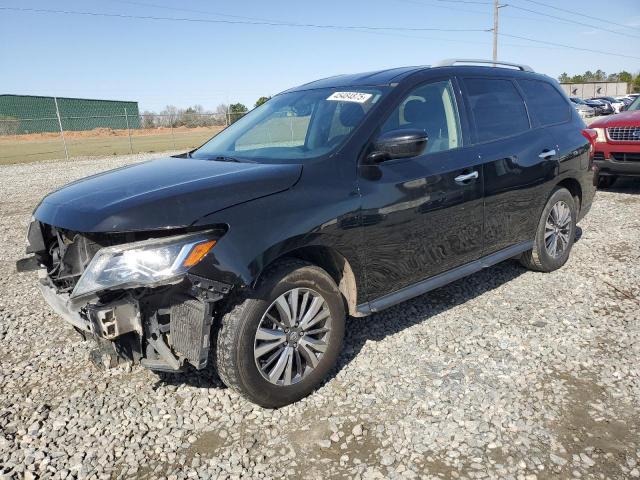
<box><xmin>0</xmin><ymin>127</ymin><xmax>224</xmax><ymax>165</ymax></box>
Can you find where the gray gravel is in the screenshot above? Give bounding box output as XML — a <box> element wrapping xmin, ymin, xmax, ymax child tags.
<box><xmin>1</xmin><ymin>153</ymin><xmax>639</xmax><ymax>480</ymax></box>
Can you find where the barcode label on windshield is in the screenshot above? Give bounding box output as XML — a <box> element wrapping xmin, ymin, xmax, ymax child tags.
<box><xmin>327</xmin><ymin>92</ymin><xmax>373</xmax><ymax>103</ymax></box>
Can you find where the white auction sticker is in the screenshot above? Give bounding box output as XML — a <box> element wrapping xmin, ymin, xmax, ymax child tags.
<box><xmin>326</xmin><ymin>92</ymin><xmax>373</xmax><ymax>103</ymax></box>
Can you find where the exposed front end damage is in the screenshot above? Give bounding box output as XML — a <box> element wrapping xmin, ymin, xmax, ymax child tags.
<box><xmin>18</xmin><ymin>220</ymin><xmax>231</xmax><ymax>372</ymax></box>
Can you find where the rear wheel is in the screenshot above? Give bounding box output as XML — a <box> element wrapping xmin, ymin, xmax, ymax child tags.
<box><xmin>215</xmin><ymin>259</ymin><xmax>345</xmax><ymax>408</ymax></box>
<box><xmin>596</xmin><ymin>175</ymin><xmax>616</xmax><ymax>189</ymax></box>
<box><xmin>520</xmin><ymin>187</ymin><xmax>576</xmax><ymax>273</ymax></box>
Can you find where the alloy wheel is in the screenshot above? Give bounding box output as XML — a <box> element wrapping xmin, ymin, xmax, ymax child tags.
<box><xmin>254</xmin><ymin>288</ymin><xmax>332</xmax><ymax>386</ymax></box>
<box><xmin>544</xmin><ymin>201</ymin><xmax>572</xmax><ymax>258</ymax></box>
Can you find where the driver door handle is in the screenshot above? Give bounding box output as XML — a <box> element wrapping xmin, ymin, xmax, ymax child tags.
<box><xmin>454</xmin><ymin>171</ymin><xmax>479</xmax><ymax>184</ymax></box>
<box><xmin>539</xmin><ymin>149</ymin><xmax>556</xmax><ymax>160</ymax></box>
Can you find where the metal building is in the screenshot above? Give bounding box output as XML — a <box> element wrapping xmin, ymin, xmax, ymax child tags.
<box><xmin>0</xmin><ymin>94</ymin><xmax>140</xmax><ymax>134</ymax></box>
<box><xmin>560</xmin><ymin>82</ymin><xmax>629</xmax><ymax>99</ymax></box>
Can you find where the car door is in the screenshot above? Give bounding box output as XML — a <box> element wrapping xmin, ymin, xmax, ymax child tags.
<box><xmin>460</xmin><ymin>76</ymin><xmax>557</xmax><ymax>255</ymax></box>
<box><xmin>357</xmin><ymin>77</ymin><xmax>484</xmax><ymax>301</ymax></box>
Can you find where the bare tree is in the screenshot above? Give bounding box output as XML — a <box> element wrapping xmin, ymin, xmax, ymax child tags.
<box><xmin>141</xmin><ymin>110</ymin><xmax>156</xmax><ymax>129</ymax></box>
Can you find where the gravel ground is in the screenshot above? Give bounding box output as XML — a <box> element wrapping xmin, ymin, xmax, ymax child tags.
<box><xmin>1</xmin><ymin>153</ymin><xmax>639</xmax><ymax>480</ymax></box>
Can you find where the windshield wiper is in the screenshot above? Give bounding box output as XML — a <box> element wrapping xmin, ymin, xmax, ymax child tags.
<box><xmin>210</xmin><ymin>155</ymin><xmax>256</xmax><ymax>163</ymax></box>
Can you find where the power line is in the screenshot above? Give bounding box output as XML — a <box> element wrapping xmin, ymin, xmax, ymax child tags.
<box><xmin>109</xmin><ymin>0</ymin><xmax>287</xmax><ymax>24</ymax></box>
<box><xmin>506</xmin><ymin>4</ymin><xmax>640</xmax><ymax>40</ymax></box>
<box><xmin>514</xmin><ymin>0</ymin><xmax>640</xmax><ymax>32</ymax></box>
<box><xmin>401</xmin><ymin>0</ymin><xmax>640</xmax><ymax>37</ymax></box>
<box><xmin>498</xmin><ymin>33</ymin><xmax>640</xmax><ymax>60</ymax></box>
<box><xmin>111</xmin><ymin>0</ymin><xmax>501</xmax><ymax>49</ymax></box>
<box><xmin>88</xmin><ymin>1</ymin><xmax>554</xmax><ymax>51</ymax></box>
<box><xmin>393</xmin><ymin>0</ymin><xmax>640</xmax><ymax>58</ymax></box>
<box><xmin>0</xmin><ymin>6</ymin><xmax>489</xmax><ymax>33</ymax></box>
<box><xmin>3</xmin><ymin>5</ymin><xmax>638</xmax><ymax>61</ymax></box>
<box><xmin>111</xmin><ymin>0</ymin><xmax>537</xmax><ymax>50</ymax></box>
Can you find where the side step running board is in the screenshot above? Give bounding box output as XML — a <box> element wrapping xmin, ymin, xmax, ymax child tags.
<box><xmin>356</xmin><ymin>241</ymin><xmax>533</xmax><ymax>315</ymax></box>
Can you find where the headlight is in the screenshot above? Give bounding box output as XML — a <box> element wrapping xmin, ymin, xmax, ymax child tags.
<box><xmin>593</xmin><ymin>128</ymin><xmax>606</xmax><ymax>142</ymax></box>
<box><xmin>71</xmin><ymin>232</ymin><xmax>218</xmax><ymax>298</ymax></box>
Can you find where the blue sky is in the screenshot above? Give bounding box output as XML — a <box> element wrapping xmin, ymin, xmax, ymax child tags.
<box><xmin>1</xmin><ymin>0</ymin><xmax>639</xmax><ymax>111</ymax></box>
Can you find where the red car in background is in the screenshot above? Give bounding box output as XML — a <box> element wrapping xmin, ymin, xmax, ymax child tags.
<box><xmin>591</xmin><ymin>96</ymin><xmax>640</xmax><ymax>188</ymax></box>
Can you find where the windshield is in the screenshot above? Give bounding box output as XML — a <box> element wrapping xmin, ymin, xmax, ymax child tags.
<box><xmin>571</xmin><ymin>97</ymin><xmax>586</xmax><ymax>104</ymax></box>
<box><xmin>628</xmin><ymin>96</ymin><xmax>640</xmax><ymax>111</ymax></box>
<box><xmin>192</xmin><ymin>87</ymin><xmax>385</xmax><ymax>162</ymax></box>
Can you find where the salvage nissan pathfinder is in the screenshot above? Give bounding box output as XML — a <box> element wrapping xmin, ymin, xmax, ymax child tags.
<box><xmin>18</xmin><ymin>60</ymin><xmax>597</xmax><ymax>407</ymax></box>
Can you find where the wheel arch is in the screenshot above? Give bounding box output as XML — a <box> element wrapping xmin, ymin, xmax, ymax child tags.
<box><xmin>556</xmin><ymin>177</ymin><xmax>582</xmax><ymax>215</ymax></box>
<box><xmin>253</xmin><ymin>245</ymin><xmax>362</xmax><ymax>318</ymax></box>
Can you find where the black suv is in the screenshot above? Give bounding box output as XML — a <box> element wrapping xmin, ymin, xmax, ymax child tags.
<box><xmin>18</xmin><ymin>59</ymin><xmax>596</xmax><ymax>407</ymax></box>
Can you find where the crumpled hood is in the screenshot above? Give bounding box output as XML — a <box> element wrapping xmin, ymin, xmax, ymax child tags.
<box><xmin>34</xmin><ymin>156</ymin><xmax>302</xmax><ymax>232</ymax></box>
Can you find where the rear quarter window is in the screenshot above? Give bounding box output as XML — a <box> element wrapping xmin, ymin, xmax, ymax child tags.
<box><xmin>517</xmin><ymin>79</ymin><xmax>571</xmax><ymax>127</ymax></box>
<box><xmin>463</xmin><ymin>77</ymin><xmax>530</xmax><ymax>143</ymax></box>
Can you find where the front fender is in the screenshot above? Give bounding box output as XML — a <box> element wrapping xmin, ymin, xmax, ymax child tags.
<box><xmin>186</xmin><ymin>183</ymin><xmax>365</xmax><ymax>297</ymax></box>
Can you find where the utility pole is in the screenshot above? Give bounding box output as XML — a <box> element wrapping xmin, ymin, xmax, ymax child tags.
<box><xmin>492</xmin><ymin>0</ymin><xmax>499</xmax><ymax>64</ymax></box>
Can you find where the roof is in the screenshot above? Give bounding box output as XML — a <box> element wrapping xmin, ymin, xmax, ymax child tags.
<box><xmin>284</xmin><ymin>62</ymin><xmax>550</xmax><ymax>93</ymax></box>
<box><xmin>284</xmin><ymin>66</ymin><xmax>428</xmax><ymax>92</ymax></box>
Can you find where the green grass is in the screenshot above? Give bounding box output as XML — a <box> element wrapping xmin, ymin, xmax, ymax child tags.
<box><xmin>0</xmin><ymin>129</ymin><xmax>220</xmax><ymax>165</ymax></box>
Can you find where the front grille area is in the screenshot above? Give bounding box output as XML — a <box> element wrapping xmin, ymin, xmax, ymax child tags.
<box><xmin>607</xmin><ymin>126</ymin><xmax>640</xmax><ymax>142</ymax></box>
<box><xmin>593</xmin><ymin>151</ymin><xmax>605</xmax><ymax>161</ymax></box>
<box><xmin>611</xmin><ymin>152</ymin><xmax>640</xmax><ymax>162</ymax></box>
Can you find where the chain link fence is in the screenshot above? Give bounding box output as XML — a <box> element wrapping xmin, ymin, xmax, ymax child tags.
<box><xmin>0</xmin><ymin>107</ymin><xmax>248</xmax><ymax>164</ymax></box>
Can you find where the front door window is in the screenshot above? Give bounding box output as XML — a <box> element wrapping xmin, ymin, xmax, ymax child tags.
<box><xmin>380</xmin><ymin>79</ymin><xmax>462</xmax><ymax>154</ymax></box>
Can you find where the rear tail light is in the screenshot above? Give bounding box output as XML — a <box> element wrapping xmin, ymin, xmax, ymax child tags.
<box><xmin>581</xmin><ymin>128</ymin><xmax>597</xmax><ymax>159</ymax></box>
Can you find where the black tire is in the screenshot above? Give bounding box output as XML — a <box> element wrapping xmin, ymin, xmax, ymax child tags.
<box><xmin>215</xmin><ymin>259</ymin><xmax>345</xmax><ymax>408</ymax></box>
<box><xmin>520</xmin><ymin>187</ymin><xmax>577</xmax><ymax>273</ymax></box>
<box><xmin>597</xmin><ymin>175</ymin><xmax>616</xmax><ymax>189</ymax></box>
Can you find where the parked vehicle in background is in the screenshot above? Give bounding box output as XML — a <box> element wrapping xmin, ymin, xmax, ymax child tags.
<box><xmin>591</xmin><ymin>96</ymin><xmax>625</xmax><ymax>113</ymax></box>
<box><xmin>569</xmin><ymin>97</ymin><xmax>595</xmax><ymax>118</ymax></box>
<box><xmin>590</xmin><ymin>95</ymin><xmax>640</xmax><ymax>188</ymax></box>
<box><xmin>17</xmin><ymin>59</ymin><xmax>596</xmax><ymax>407</ymax></box>
<box><xmin>615</xmin><ymin>97</ymin><xmax>633</xmax><ymax>111</ymax></box>
<box><xmin>616</xmin><ymin>96</ymin><xmax>633</xmax><ymax>106</ymax></box>
<box><xmin>584</xmin><ymin>99</ymin><xmax>613</xmax><ymax>116</ymax></box>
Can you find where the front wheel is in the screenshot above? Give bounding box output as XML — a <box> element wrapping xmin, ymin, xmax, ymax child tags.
<box><xmin>520</xmin><ymin>187</ymin><xmax>577</xmax><ymax>272</ymax></box>
<box><xmin>215</xmin><ymin>259</ymin><xmax>345</xmax><ymax>408</ymax></box>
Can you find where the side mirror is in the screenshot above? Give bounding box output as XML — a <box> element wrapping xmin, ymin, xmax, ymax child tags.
<box><xmin>366</xmin><ymin>129</ymin><xmax>428</xmax><ymax>163</ymax></box>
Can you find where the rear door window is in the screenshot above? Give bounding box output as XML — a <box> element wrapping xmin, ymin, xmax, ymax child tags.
<box><xmin>463</xmin><ymin>78</ymin><xmax>530</xmax><ymax>143</ymax></box>
<box><xmin>517</xmin><ymin>79</ymin><xmax>571</xmax><ymax>127</ymax></box>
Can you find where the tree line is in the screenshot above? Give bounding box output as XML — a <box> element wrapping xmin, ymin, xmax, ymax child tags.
<box><xmin>558</xmin><ymin>70</ymin><xmax>640</xmax><ymax>92</ymax></box>
<box><xmin>140</xmin><ymin>96</ymin><xmax>272</xmax><ymax>129</ymax></box>
<box><xmin>140</xmin><ymin>102</ymin><xmax>249</xmax><ymax>129</ymax></box>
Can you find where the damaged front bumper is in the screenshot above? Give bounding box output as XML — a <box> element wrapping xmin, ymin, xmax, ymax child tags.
<box><xmin>18</xmin><ymin>220</ymin><xmax>232</xmax><ymax>372</ymax></box>
<box><xmin>37</xmin><ymin>282</ymin><xmax>142</xmax><ymax>340</ymax></box>
<box><xmin>35</xmin><ymin>274</ymin><xmax>231</xmax><ymax>372</ymax></box>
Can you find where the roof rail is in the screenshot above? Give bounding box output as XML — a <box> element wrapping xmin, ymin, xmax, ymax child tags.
<box><xmin>434</xmin><ymin>59</ymin><xmax>534</xmax><ymax>72</ymax></box>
